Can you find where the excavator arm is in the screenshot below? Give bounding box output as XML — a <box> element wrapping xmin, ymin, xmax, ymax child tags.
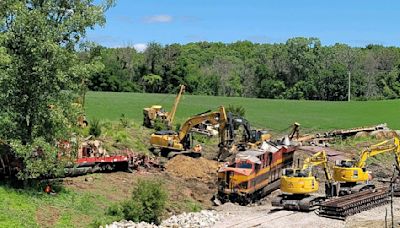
<box><xmin>302</xmin><ymin>151</ymin><xmax>329</xmax><ymax>170</ymax></box>
<box><xmin>178</xmin><ymin>106</ymin><xmax>227</xmax><ymax>141</ymax></box>
<box><xmin>302</xmin><ymin>150</ymin><xmax>334</xmax><ymax>183</ymax></box>
<box><xmin>355</xmin><ymin>138</ymin><xmax>398</xmax><ymax>168</ymax></box>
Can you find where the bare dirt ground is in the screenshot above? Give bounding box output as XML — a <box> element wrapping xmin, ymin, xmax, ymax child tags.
<box><xmin>62</xmin><ymin>155</ymin><xmax>220</xmax><ymax>215</ymax></box>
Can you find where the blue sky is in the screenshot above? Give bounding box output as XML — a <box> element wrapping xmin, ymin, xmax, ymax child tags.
<box><xmin>87</xmin><ymin>0</ymin><xmax>400</xmax><ymax>50</ymax></box>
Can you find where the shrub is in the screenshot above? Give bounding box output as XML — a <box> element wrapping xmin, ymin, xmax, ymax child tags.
<box><xmin>153</xmin><ymin>118</ymin><xmax>168</xmax><ymax>131</ymax></box>
<box><xmin>89</xmin><ymin>118</ymin><xmax>102</xmax><ymax>137</ymax></box>
<box><xmin>226</xmin><ymin>105</ymin><xmax>246</xmax><ymax>117</ymax></box>
<box><xmin>120</xmin><ymin>179</ymin><xmax>167</xmax><ymax>224</ymax></box>
<box><xmin>119</xmin><ymin>114</ymin><xmax>130</xmax><ymax>128</ymax></box>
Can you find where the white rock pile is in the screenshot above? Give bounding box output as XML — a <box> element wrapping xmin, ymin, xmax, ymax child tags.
<box><xmin>161</xmin><ymin>210</ymin><xmax>220</xmax><ymax>227</ymax></box>
<box><xmin>102</xmin><ymin>210</ymin><xmax>220</xmax><ymax>228</ymax></box>
<box><xmin>104</xmin><ymin>221</ymin><xmax>158</xmax><ymax>228</ymax></box>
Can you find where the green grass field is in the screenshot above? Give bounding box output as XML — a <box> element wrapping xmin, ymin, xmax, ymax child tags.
<box><xmin>2</xmin><ymin>92</ymin><xmax>398</xmax><ymax>227</ymax></box>
<box><xmin>0</xmin><ymin>183</ymin><xmax>118</xmax><ymax>228</ymax></box>
<box><xmin>86</xmin><ymin>91</ymin><xmax>400</xmax><ymax>132</ymax></box>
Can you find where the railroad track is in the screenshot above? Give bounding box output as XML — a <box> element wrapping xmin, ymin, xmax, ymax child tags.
<box><xmin>317</xmin><ymin>187</ymin><xmax>390</xmax><ymax>220</ymax></box>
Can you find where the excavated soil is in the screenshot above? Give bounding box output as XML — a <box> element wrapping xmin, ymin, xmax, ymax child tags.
<box><xmin>165</xmin><ymin>155</ymin><xmax>219</xmax><ymax>182</ymax></box>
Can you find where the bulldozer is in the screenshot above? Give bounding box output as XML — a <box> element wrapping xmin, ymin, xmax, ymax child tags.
<box><xmin>143</xmin><ymin>84</ymin><xmax>185</xmax><ymax>129</ymax></box>
<box><xmin>272</xmin><ymin>151</ymin><xmax>339</xmax><ymax>211</ymax></box>
<box><xmin>149</xmin><ymin>106</ymin><xmax>228</xmax><ymax>158</ymax></box>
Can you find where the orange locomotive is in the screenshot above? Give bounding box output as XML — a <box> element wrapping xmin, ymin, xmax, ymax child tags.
<box><xmin>217</xmin><ymin>143</ymin><xmax>295</xmax><ymax>204</ymax></box>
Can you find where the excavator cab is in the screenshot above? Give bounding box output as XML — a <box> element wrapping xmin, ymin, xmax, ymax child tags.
<box><xmin>280</xmin><ymin>168</ymin><xmax>319</xmax><ymax>195</ymax></box>
<box><xmin>335</xmin><ymin>159</ymin><xmax>356</xmax><ymax>168</ymax></box>
<box><xmin>282</xmin><ymin>168</ymin><xmax>310</xmax><ymax>178</ymax></box>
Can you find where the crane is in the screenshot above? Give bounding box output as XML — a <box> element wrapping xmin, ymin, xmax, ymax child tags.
<box><xmin>143</xmin><ymin>84</ymin><xmax>185</xmax><ymax>129</ymax></box>
<box><xmin>272</xmin><ymin>151</ymin><xmax>339</xmax><ymax>211</ymax></box>
<box><xmin>166</xmin><ymin>84</ymin><xmax>185</xmax><ymax>128</ymax></box>
<box><xmin>149</xmin><ymin>106</ymin><xmax>228</xmax><ymax>158</ymax></box>
<box><xmin>333</xmin><ymin>136</ymin><xmax>400</xmax><ymax>195</ymax></box>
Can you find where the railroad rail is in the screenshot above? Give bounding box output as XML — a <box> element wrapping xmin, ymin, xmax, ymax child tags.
<box><xmin>317</xmin><ymin>187</ymin><xmax>390</xmax><ymax>220</ymax></box>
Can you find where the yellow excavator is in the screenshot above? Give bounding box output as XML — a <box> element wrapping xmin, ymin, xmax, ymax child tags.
<box><xmin>272</xmin><ymin>151</ymin><xmax>339</xmax><ymax>211</ymax></box>
<box><xmin>143</xmin><ymin>84</ymin><xmax>185</xmax><ymax>129</ymax></box>
<box><xmin>333</xmin><ymin>136</ymin><xmax>400</xmax><ymax>195</ymax></box>
<box><xmin>150</xmin><ymin>106</ymin><xmax>228</xmax><ymax>158</ymax></box>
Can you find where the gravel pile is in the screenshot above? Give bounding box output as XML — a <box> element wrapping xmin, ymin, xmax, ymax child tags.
<box><xmin>161</xmin><ymin>210</ymin><xmax>220</xmax><ymax>227</ymax></box>
<box><xmin>102</xmin><ymin>210</ymin><xmax>220</xmax><ymax>228</ymax></box>
<box><xmin>103</xmin><ymin>221</ymin><xmax>158</xmax><ymax>228</ymax></box>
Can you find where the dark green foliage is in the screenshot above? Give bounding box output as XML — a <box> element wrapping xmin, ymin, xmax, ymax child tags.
<box><xmin>89</xmin><ymin>118</ymin><xmax>102</xmax><ymax>137</ymax></box>
<box><xmin>86</xmin><ymin>39</ymin><xmax>400</xmax><ymax>101</ymax></box>
<box><xmin>119</xmin><ymin>114</ymin><xmax>130</xmax><ymax>128</ymax></box>
<box><xmin>153</xmin><ymin>118</ymin><xmax>168</xmax><ymax>131</ymax></box>
<box><xmin>226</xmin><ymin>105</ymin><xmax>246</xmax><ymax>117</ymax></box>
<box><xmin>175</xmin><ymin>123</ymin><xmax>182</xmax><ymax>132</ymax></box>
<box><xmin>0</xmin><ymin>0</ymin><xmax>113</xmax><ymax>180</ymax></box>
<box><xmin>119</xmin><ymin>179</ymin><xmax>167</xmax><ymax>224</ymax></box>
<box><xmin>106</xmin><ymin>203</ymin><xmax>124</xmax><ymax>217</ymax></box>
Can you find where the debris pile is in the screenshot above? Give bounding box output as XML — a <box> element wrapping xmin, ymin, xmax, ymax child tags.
<box><xmin>128</xmin><ymin>152</ymin><xmax>162</xmax><ymax>171</ymax></box>
<box><xmin>165</xmin><ymin>155</ymin><xmax>218</xmax><ymax>181</ymax></box>
<box><xmin>103</xmin><ymin>210</ymin><xmax>220</xmax><ymax>228</ymax></box>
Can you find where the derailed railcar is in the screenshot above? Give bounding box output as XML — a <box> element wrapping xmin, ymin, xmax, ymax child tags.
<box><xmin>216</xmin><ymin>143</ymin><xmax>295</xmax><ymax>204</ymax></box>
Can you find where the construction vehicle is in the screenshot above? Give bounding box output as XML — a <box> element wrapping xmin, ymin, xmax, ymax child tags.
<box><xmin>333</xmin><ymin>136</ymin><xmax>400</xmax><ymax>195</ymax></box>
<box><xmin>149</xmin><ymin>106</ymin><xmax>228</xmax><ymax>158</ymax></box>
<box><xmin>272</xmin><ymin>151</ymin><xmax>339</xmax><ymax>211</ymax></box>
<box><xmin>228</xmin><ymin>113</ymin><xmax>271</xmax><ymax>148</ymax></box>
<box><xmin>217</xmin><ymin>113</ymin><xmax>271</xmax><ymax>160</ymax></box>
<box><xmin>143</xmin><ymin>84</ymin><xmax>185</xmax><ymax>129</ymax></box>
<box><xmin>216</xmin><ymin>143</ymin><xmax>296</xmax><ymax>205</ymax></box>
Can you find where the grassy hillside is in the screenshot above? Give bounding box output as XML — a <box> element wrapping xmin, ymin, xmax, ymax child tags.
<box><xmin>86</xmin><ymin>91</ymin><xmax>400</xmax><ymax>132</ymax></box>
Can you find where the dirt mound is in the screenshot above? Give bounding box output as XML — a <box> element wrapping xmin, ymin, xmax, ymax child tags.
<box><xmin>165</xmin><ymin>155</ymin><xmax>219</xmax><ymax>182</ymax></box>
<box><xmin>369</xmin><ymin>130</ymin><xmax>398</xmax><ymax>139</ymax></box>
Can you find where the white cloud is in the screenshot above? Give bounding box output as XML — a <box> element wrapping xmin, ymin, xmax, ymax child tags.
<box><xmin>133</xmin><ymin>43</ymin><xmax>148</xmax><ymax>52</ymax></box>
<box><xmin>143</xmin><ymin>14</ymin><xmax>173</xmax><ymax>23</ymax></box>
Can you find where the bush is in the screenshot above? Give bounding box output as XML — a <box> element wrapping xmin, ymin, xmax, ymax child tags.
<box><xmin>120</xmin><ymin>179</ymin><xmax>167</xmax><ymax>224</ymax></box>
<box><xmin>89</xmin><ymin>118</ymin><xmax>102</xmax><ymax>137</ymax></box>
<box><xmin>226</xmin><ymin>105</ymin><xmax>246</xmax><ymax>117</ymax></box>
<box><xmin>119</xmin><ymin>113</ymin><xmax>130</xmax><ymax>128</ymax></box>
<box><xmin>153</xmin><ymin>118</ymin><xmax>168</xmax><ymax>131</ymax></box>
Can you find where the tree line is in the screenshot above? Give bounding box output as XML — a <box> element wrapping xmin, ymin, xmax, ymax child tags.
<box><xmin>86</xmin><ymin>38</ymin><xmax>400</xmax><ymax>101</ymax></box>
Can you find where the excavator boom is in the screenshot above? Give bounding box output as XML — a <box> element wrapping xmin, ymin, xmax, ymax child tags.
<box><xmin>150</xmin><ymin>106</ymin><xmax>227</xmax><ymax>157</ymax></box>
<box><xmin>167</xmin><ymin>84</ymin><xmax>185</xmax><ymax>127</ymax></box>
<box><xmin>178</xmin><ymin>106</ymin><xmax>227</xmax><ymax>141</ymax></box>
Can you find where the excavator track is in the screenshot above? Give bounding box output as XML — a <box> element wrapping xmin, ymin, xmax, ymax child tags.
<box><xmin>317</xmin><ymin>187</ymin><xmax>390</xmax><ymax>220</ymax></box>
<box><xmin>272</xmin><ymin>195</ymin><xmax>325</xmax><ymax>211</ymax></box>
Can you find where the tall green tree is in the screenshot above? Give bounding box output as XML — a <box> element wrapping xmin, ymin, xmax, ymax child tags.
<box><xmin>0</xmin><ymin>0</ymin><xmax>113</xmax><ymax>179</ymax></box>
